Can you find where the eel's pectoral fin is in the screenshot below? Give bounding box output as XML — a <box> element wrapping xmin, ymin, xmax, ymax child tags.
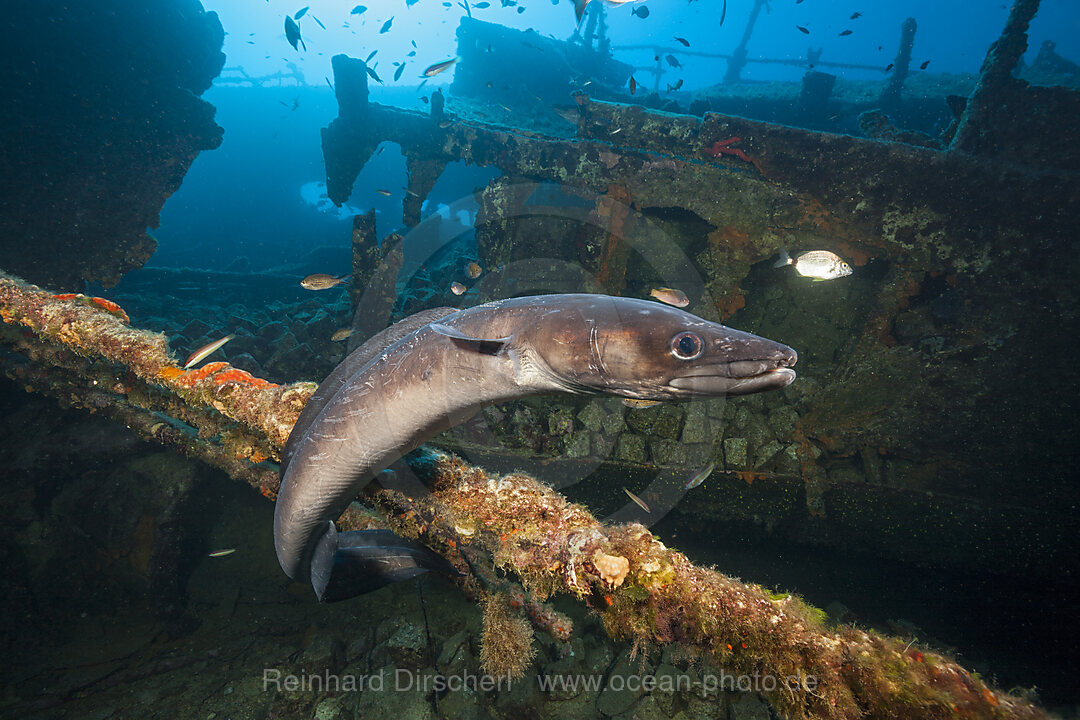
<box><xmin>429</xmin><ymin>323</ymin><xmax>513</xmax><ymax>356</ymax></box>
<box><xmin>309</xmin><ymin>523</ymin><xmax>461</xmax><ymax>603</ymax></box>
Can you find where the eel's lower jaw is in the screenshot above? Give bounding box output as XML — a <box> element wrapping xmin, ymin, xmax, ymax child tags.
<box><xmin>668</xmin><ymin>366</ymin><xmax>797</xmax><ymax>395</ymax></box>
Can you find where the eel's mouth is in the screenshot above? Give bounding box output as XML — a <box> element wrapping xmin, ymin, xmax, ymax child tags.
<box><xmin>668</xmin><ymin>352</ymin><xmax>798</xmax><ymax>396</ymax></box>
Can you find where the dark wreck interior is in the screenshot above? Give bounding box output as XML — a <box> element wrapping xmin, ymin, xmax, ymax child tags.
<box><xmin>0</xmin><ymin>1</ymin><xmax>1077</xmax><ymax>718</ymax></box>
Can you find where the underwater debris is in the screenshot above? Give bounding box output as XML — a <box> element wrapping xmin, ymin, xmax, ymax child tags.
<box><xmin>507</xmin><ymin>586</ymin><xmax>572</xmax><ymax>642</ymax></box>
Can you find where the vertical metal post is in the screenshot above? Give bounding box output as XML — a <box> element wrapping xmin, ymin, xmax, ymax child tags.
<box><xmin>723</xmin><ymin>0</ymin><xmax>766</xmax><ymax>84</ymax></box>
<box><xmin>878</xmin><ymin>18</ymin><xmax>917</xmax><ymax>109</ymax></box>
<box><xmin>951</xmin><ymin>0</ymin><xmax>1042</xmax><ymax>151</ymax></box>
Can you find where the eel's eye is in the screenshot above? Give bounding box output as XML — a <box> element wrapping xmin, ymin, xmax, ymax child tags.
<box><xmin>671</xmin><ymin>331</ymin><xmax>704</xmax><ymax>360</ymax></box>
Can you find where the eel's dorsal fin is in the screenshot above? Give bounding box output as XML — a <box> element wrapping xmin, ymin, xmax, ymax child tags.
<box><xmin>429</xmin><ymin>323</ymin><xmax>512</xmax><ymax>356</ymax></box>
<box><xmin>347</xmin><ymin>307</ymin><xmax>459</xmax><ymax>368</ymax></box>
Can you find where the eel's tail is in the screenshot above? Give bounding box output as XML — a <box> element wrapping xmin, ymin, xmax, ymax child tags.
<box><xmin>309</xmin><ymin>523</ymin><xmax>461</xmax><ymax>603</ymax></box>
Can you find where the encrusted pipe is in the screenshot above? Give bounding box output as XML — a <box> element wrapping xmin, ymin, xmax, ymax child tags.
<box><xmin>0</xmin><ymin>270</ymin><xmax>315</xmax><ymax>456</ymax></box>
<box><xmin>383</xmin><ymin>453</ymin><xmax>1047</xmax><ymax>720</ymax></box>
<box><xmin>879</xmin><ymin>18</ymin><xmax>917</xmax><ymax>109</ymax></box>
<box><xmin>950</xmin><ymin>0</ymin><xmax>1041</xmax><ymax>152</ymax></box>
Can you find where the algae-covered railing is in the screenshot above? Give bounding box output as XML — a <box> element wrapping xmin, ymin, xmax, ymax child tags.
<box><xmin>0</xmin><ymin>269</ymin><xmax>1046</xmax><ymax>720</ymax></box>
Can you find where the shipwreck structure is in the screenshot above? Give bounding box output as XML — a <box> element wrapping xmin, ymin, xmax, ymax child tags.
<box><xmin>0</xmin><ymin>0</ymin><xmax>226</xmax><ymax>289</ymax></box>
<box><xmin>320</xmin><ymin>0</ymin><xmax>1079</xmax><ymax>578</ymax></box>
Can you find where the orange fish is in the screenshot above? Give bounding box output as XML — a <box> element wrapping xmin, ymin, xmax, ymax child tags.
<box><xmin>649</xmin><ymin>287</ymin><xmax>689</xmax><ymax>307</ymax></box>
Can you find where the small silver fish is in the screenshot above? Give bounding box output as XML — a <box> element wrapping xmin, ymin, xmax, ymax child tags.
<box><xmin>450</xmin><ymin>281</ymin><xmax>468</xmax><ymax>296</ymax></box>
<box><xmin>330</xmin><ymin>328</ymin><xmax>355</xmax><ymax>342</ymax></box>
<box><xmin>774</xmin><ymin>249</ymin><xmax>852</xmax><ymax>281</ymax></box>
<box><xmin>623</xmin><ymin>487</ymin><xmax>651</xmax><ymax>513</ymax></box>
<box><xmin>301</xmin><ymin>273</ymin><xmax>350</xmax><ymax>290</ymax></box>
<box><xmin>422</xmin><ymin>57</ymin><xmax>459</xmax><ymax>77</ymax></box>
<box><xmin>683</xmin><ymin>461</ymin><xmax>716</xmax><ymax>490</ymax></box>
<box><xmin>650</xmin><ymin>287</ymin><xmax>689</xmax><ymax>307</ymax></box>
<box><xmin>183</xmin><ymin>334</ymin><xmax>234</xmax><ymax>369</ymax></box>
<box><xmin>207</xmin><ymin>549</ymin><xmax>236</xmax><ymax>558</ymax></box>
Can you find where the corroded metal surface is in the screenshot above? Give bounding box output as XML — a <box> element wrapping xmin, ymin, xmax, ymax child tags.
<box><xmin>0</xmin><ymin>0</ymin><xmax>225</xmax><ymax>289</ymax></box>
<box><xmin>382</xmin><ymin>453</ymin><xmax>1046</xmax><ymax>720</ymax></box>
<box><xmin>0</xmin><ymin>271</ymin><xmax>314</xmax><ymax>475</ymax></box>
